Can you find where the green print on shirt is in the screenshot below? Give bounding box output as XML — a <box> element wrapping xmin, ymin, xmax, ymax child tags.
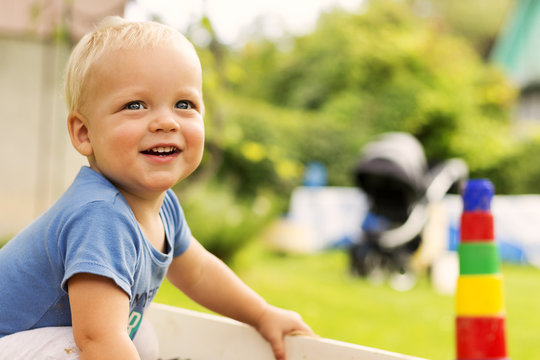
<box><xmin>127</xmin><ymin>311</ymin><xmax>142</xmax><ymax>339</ymax></box>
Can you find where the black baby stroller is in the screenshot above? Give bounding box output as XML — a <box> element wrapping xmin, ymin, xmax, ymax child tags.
<box><xmin>349</xmin><ymin>132</ymin><xmax>468</xmax><ymax>288</ymax></box>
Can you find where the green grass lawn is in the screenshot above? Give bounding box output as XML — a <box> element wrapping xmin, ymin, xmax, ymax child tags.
<box><xmin>154</xmin><ymin>241</ymin><xmax>540</xmax><ymax>360</ymax></box>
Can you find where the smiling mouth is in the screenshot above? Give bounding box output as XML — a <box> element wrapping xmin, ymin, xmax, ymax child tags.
<box><xmin>141</xmin><ymin>146</ymin><xmax>180</xmax><ymax>156</ymax></box>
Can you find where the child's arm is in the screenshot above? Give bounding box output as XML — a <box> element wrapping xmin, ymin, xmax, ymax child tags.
<box><xmin>68</xmin><ymin>273</ymin><xmax>140</xmax><ymax>360</ymax></box>
<box><xmin>166</xmin><ymin>238</ymin><xmax>314</xmax><ymax>360</ymax></box>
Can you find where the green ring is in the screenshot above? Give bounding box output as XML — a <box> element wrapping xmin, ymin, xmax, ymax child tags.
<box><xmin>458</xmin><ymin>243</ymin><xmax>500</xmax><ymax>275</ymax></box>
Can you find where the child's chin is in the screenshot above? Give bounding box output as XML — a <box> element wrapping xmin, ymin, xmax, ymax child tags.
<box><xmin>146</xmin><ymin>177</ymin><xmax>182</xmax><ymax>191</ymax></box>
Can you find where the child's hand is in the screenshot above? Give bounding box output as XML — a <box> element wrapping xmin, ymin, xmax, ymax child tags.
<box><xmin>255</xmin><ymin>304</ymin><xmax>315</xmax><ymax>360</ymax></box>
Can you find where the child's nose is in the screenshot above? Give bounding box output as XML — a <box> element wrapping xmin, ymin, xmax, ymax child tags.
<box><xmin>149</xmin><ymin>110</ymin><xmax>180</xmax><ymax>132</ymax></box>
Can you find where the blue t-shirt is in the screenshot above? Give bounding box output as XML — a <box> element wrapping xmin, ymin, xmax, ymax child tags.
<box><xmin>0</xmin><ymin>167</ymin><xmax>192</xmax><ymax>339</ymax></box>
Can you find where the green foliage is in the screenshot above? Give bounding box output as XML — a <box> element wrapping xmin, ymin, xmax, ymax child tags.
<box><xmin>426</xmin><ymin>0</ymin><xmax>514</xmax><ymax>57</ymax></box>
<box><xmin>174</xmin><ymin>181</ymin><xmax>284</xmax><ymax>262</ymax></box>
<box><xmin>229</xmin><ymin>1</ymin><xmax>516</xmax><ymax>179</ymax></box>
<box><xmin>213</xmin><ymin>94</ymin><xmax>364</xmax><ymax>191</ymax></box>
<box><xmin>479</xmin><ymin>128</ymin><xmax>540</xmax><ymax>194</ymax></box>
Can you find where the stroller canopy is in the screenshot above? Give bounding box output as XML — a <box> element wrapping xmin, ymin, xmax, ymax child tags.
<box><xmin>352</xmin><ymin>132</ymin><xmax>468</xmax><ymax>251</ymax></box>
<box><xmin>354</xmin><ymin>132</ymin><xmax>428</xmax><ymax>207</ymax></box>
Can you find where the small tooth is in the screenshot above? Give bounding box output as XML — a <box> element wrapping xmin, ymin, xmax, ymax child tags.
<box><xmin>149</xmin><ymin>146</ymin><xmax>175</xmax><ymax>153</ymax></box>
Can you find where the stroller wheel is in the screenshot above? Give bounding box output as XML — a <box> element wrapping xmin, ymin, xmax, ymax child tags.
<box><xmin>389</xmin><ymin>268</ymin><xmax>417</xmax><ymax>291</ymax></box>
<box><xmin>366</xmin><ymin>256</ymin><xmax>387</xmax><ymax>285</ymax></box>
<box><xmin>349</xmin><ymin>242</ymin><xmax>384</xmax><ymax>280</ymax></box>
<box><xmin>349</xmin><ymin>242</ymin><xmax>369</xmax><ymax>276</ymax></box>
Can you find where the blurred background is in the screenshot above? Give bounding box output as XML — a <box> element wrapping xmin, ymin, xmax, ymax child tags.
<box><xmin>1</xmin><ymin>0</ymin><xmax>539</xmax><ymax>359</ymax></box>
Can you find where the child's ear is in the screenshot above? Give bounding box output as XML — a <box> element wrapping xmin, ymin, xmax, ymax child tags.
<box><xmin>67</xmin><ymin>112</ymin><xmax>93</xmax><ymax>157</ymax></box>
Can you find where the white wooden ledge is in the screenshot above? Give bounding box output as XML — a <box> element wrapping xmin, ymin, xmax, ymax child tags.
<box><xmin>147</xmin><ymin>303</ymin><xmax>427</xmax><ymax>360</ymax></box>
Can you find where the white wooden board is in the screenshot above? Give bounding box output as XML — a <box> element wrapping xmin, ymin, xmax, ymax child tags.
<box><xmin>147</xmin><ymin>303</ymin><xmax>427</xmax><ymax>360</ymax></box>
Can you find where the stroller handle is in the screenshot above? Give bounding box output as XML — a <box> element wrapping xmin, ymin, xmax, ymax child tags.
<box><xmin>378</xmin><ymin>158</ymin><xmax>468</xmax><ymax>250</ymax></box>
<box><xmin>378</xmin><ymin>201</ymin><xmax>429</xmax><ymax>249</ymax></box>
<box><xmin>425</xmin><ymin>159</ymin><xmax>468</xmax><ymax>203</ymax></box>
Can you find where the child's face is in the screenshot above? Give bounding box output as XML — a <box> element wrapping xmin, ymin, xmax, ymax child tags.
<box><xmin>75</xmin><ymin>42</ymin><xmax>205</xmax><ymax>198</ymax></box>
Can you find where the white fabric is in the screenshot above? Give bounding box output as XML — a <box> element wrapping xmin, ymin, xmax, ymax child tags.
<box><xmin>0</xmin><ymin>327</ymin><xmax>78</xmax><ymax>360</ymax></box>
<box><xmin>0</xmin><ymin>319</ymin><xmax>158</xmax><ymax>360</ymax></box>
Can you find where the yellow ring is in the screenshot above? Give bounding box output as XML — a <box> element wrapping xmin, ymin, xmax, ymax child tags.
<box><xmin>455</xmin><ymin>274</ymin><xmax>505</xmax><ymax>315</ymax></box>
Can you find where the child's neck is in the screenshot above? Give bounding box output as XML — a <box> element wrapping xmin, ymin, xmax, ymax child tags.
<box><xmin>120</xmin><ymin>190</ymin><xmax>167</xmax><ymax>253</ymax></box>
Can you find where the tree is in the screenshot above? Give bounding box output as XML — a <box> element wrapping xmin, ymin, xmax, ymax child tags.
<box><xmin>230</xmin><ymin>1</ymin><xmax>516</xmax><ymax>176</ymax></box>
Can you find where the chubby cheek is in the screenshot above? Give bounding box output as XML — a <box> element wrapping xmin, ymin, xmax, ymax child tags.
<box><xmin>92</xmin><ymin>125</ymin><xmax>139</xmax><ymax>162</ymax></box>
<box><xmin>184</xmin><ymin>123</ymin><xmax>205</xmax><ymax>163</ymax></box>
<box><xmin>111</xmin><ymin>121</ymin><xmax>144</xmax><ymax>145</ymax></box>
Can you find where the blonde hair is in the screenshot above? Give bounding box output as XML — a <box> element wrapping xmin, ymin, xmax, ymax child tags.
<box><xmin>64</xmin><ymin>16</ymin><xmax>195</xmax><ymax>112</ymax></box>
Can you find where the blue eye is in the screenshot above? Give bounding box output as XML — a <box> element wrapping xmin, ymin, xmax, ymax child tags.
<box><xmin>124</xmin><ymin>101</ymin><xmax>145</xmax><ymax>110</ymax></box>
<box><xmin>175</xmin><ymin>100</ymin><xmax>193</xmax><ymax>110</ymax></box>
